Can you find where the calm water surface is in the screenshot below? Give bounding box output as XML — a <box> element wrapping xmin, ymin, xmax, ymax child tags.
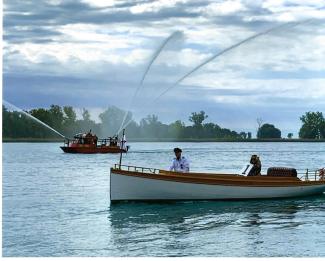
<box><xmin>3</xmin><ymin>142</ymin><xmax>325</xmax><ymax>256</ymax></box>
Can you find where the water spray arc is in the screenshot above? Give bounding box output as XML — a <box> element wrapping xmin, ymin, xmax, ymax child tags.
<box><xmin>3</xmin><ymin>100</ymin><xmax>66</xmax><ymax>138</ymax></box>
<box><xmin>117</xmin><ymin>31</ymin><xmax>183</xmax><ymax>134</ymax></box>
<box><xmin>152</xmin><ymin>21</ymin><xmax>303</xmax><ymax>102</ymax></box>
<box><xmin>118</xmin><ymin>20</ymin><xmax>312</xmax><ymax>131</ymax></box>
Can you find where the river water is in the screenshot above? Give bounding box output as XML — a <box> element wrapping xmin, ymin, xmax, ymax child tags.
<box><xmin>2</xmin><ymin>142</ymin><xmax>325</xmax><ymax>256</ymax></box>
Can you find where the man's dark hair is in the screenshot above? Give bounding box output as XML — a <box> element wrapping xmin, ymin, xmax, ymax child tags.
<box><xmin>174</xmin><ymin>148</ymin><xmax>182</xmax><ymax>153</ymax></box>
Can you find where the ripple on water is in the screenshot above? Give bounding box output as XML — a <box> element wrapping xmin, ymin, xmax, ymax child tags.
<box><xmin>3</xmin><ymin>142</ymin><xmax>325</xmax><ymax>256</ymax></box>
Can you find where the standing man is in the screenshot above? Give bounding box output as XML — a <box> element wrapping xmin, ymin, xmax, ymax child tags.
<box><xmin>169</xmin><ymin>148</ymin><xmax>190</xmax><ymax>173</ymax></box>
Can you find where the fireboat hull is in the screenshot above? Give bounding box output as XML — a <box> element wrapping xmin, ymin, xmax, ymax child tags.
<box><xmin>60</xmin><ymin>146</ymin><xmax>127</xmax><ymax>154</ymax></box>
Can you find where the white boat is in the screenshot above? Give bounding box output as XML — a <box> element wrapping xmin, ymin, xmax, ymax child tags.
<box><xmin>110</xmin><ymin>164</ymin><xmax>325</xmax><ymax>202</ymax></box>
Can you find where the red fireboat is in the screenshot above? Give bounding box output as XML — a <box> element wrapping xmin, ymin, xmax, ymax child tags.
<box><xmin>60</xmin><ymin>130</ymin><xmax>129</xmax><ymax>154</ymax></box>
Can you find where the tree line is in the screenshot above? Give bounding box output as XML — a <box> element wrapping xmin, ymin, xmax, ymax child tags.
<box><xmin>2</xmin><ymin>105</ymin><xmax>249</xmax><ymax>140</ymax></box>
<box><xmin>2</xmin><ymin>105</ymin><xmax>325</xmax><ymax>140</ymax></box>
<box><xmin>255</xmin><ymin>112</ymin><xmax>325</xmax><ymax>139</ymax></box>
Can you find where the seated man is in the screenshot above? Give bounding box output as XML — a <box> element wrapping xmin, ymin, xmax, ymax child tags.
<box><xmin>169</xmin><ymin>147</ymin><xmax>190</xmax><ymax>173</ymax></box>
<box><xmin>247</xmin><ymin>154</ymin><xmax>262</xmax><ymax>176</ymax></box>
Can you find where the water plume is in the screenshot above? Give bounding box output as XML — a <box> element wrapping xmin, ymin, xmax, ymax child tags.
<box><xmin>140</xmin><ymin>31</ymin><xmax>183</xmax><ymax>87</ymax></box>
<box><xmin>3</xmin><ymin>100</ymin><xmax>66</xmax><ymax>138</ymax></box>
<box><xmin>153</xmin><ymin>21</ymin><xmax>302</xmax><ymax>102</ymax></box>
<box><xmin>118</xmin><ymin>19</ymin><xmax>313</xmax><ymax>131</ymax></box>
<box><xmin>117</xmin><ymin>31</ymin><xmax>183</xmax><ymax>134</ymax></box>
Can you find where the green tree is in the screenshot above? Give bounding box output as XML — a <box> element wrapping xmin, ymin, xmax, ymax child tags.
<box><xmin>64</xmin><ymin>106</ymin><xmax>76</xmax><ymax>123</ymax></box>
<box><xmin>48</xmin><ymin>105</ymin><xmax>64</xmax><ymax>131</ymax></box>
<box><xmin>30</xmin><ymin>108</ymin><xmax>52</xmax><ymax>126</ymax></box>
<box><xmin>29</xmin><ymin>107</ymin><xmax>59</xmax><ymax>138</ymax></box>
<box><xmin>76</xmin><ymin>108</ymin><xmax>99</xmax><ymax>136</ymax></box>
<box><xmin>257</xmin><ymin>123</ymin><xmax>281</xmax><ymax>139</ymax></box>
<box><xmin>168</xmin><ymin>120</ymin><xmax>185</xmax><ymax>138</ymax></box>
<box><xmin>140</xmin><ymin>114</ymin><xmax>168</xmax><ymax>138</ymax></box>
<box><xmin>299</xmin><ymin>112</ymin><xmax>325</xmax><ymax>139</ymax></box>
<box><xmin>99</xmin><ymin>106</ymin><xmax>132</xmax><ymax>136</ymax></box>
<box><xmin>125</xmin><ymin>120</ymin><xmax>140</xmax><ymax>138</ymax></box>
<box><xmin>2</xmin><ymin>104</ymin><xmax>250</xmax><ymax>141</ymax></box>
<box><xmin>82</xmin><ymin>108</ymin><xmax>91</xmax><ymax>121</ymax></box>
<box><xmin>63</xmin><ymin>106</ymin><xmax>77</xmax><ymax>136</ymax></box>
<box><xmin>203</xmin><ymin>123</ymin><xmax>216</xmax><ymax>138</ymax></box>
<box><xmin>287</xmin><ymin>133</ymin><xmax>293</xmax><ymax>139</ymax></box>
<box><xmin>189</xmin><ymin>111</ymin><xmax>208</xmax><ymax>127</ymax></box>
<box><xmin>239</xmin><ymin>132</ymin><xmax>247</xmax><ymax>139</ymax></box>
<box><xmin>3</xmin><ymin>105</ymin><xmax>10</xmax><ymax>137</ymax></box>
<box><xmin>188</xmin><ymin>111</ymin><xmax>208</xmax><ymax>138</ymax></box>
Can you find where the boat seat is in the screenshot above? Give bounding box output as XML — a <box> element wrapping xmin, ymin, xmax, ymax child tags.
<box><xmin>267</xmin><ymin>167</ymin><xmax>297</xmax><ymax>177</ymax></box>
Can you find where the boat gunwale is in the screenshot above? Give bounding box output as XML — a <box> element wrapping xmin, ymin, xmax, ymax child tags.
<box><xmin>60</xmin><ymin>146</ymin><xmax>126</xmax><ymax>154</ymax></box>
<box><xmin>110</xmin><ymin>167</ymin><xmax>325</xmax><ymax>187</ymax></box>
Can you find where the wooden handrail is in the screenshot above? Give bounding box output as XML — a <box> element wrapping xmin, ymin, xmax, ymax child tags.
<box><xmin>114</xmin><ymin>164</ymin><xmax>160</xmax><ymax>174</ymax></box>
<box><xmin>113</xmin><ymin>164</ymin><xmax>324</xmax><ymax>181</ymax></box>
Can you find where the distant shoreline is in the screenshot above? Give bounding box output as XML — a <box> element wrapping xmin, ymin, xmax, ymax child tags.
<box><xmin>2</xmin><ymin>138</ymin><xmax>325</xmax><ymax>143</ymax></box>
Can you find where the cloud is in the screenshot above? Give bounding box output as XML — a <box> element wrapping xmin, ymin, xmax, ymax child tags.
<box><xmin>199</xmin><ymin>0</ymin><xmax>247</xmax><ymax>16</ymax></box>
<box><xmin>3</xmin><ymin>0</ymin><xmax>325</xmax><ymax>134</ymax></box>
<box><xmin>129</xmin><ymin>0</ymin><xmax>188</xmax><ymax>14</ymax></box>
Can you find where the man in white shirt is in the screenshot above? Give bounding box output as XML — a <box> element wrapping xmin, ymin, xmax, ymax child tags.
<box><xmin>169</xmin><ymin>148</ymin><xmax>190</xmax><ymax>173</ymax></box>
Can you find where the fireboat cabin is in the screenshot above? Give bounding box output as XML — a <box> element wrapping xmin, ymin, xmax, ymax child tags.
<box><xmin>60</xmin><ymin>131</ymin><xmax>129</xmax><ymax>154</ymax></box>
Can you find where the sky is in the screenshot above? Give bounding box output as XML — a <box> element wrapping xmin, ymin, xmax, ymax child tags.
<box><xmin>3</xmin><ymin>0</ymin><xmax>325</xmax><ymax>137</ymax></box>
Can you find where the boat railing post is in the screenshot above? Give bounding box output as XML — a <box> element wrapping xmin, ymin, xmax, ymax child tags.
<box><xmin>118</xmin><ymin>129</ymin><xmax>125</xmax><ymax>170</ymax></box>
<box><xmin>306</xmin><ymin>169</ymin><xmax>309</xmax><ymax>181</ymax></box>
<box><xmin>315</xmin><ymin>170</ymin><xmax>317</xmax><ymax>181</ymax></box>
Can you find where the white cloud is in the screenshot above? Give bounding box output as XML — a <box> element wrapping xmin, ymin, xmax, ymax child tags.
<box><xmin>262</xmin><ymin>0</ymin><xmax>324</xmax><ymax>12</ymax></box>
<box><xmin>201</xmin><ymin>0</ymin><xmax>247</xmax><ymax>16</ymax></box>
<box><xmin>4</xmin><ymin>41</ymin><xmax>152</xmax><ymax>69</ymax></box>
<box><xmin>47</xmin><ymin>0</ymin><xmax>64</xmax><ymax>6</ymax></box>
<box><xmin>205</xmin><ymin>78</ymin><xmax>325</xmax><ymax>106</ymax></box>
<box><xmin>256</xmin><ymin>0</ymin><xmax>325</xmax><ymax>22</ymax></box>
<box><xmin>130</xmin><ymin>0</ymin><xmax>187</xmax><ymax>14</ymax></box>
<box><xmin>57</xmin><ymin>23</ymin><xmax>145</xmax><ymax>48</ymax></box>
<box><xmin>80</xmin><ymin>0</ymin><xmax>122</xmax><ymax>8</ymax></box>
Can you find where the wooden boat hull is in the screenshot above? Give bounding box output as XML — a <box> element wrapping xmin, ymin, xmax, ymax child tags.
<box><xmin>110</xmin><ymin>168</ymin><xmax>325</xmax><ymax>202</ymax></box>
<box><xmin>61</xmin><ymin>146</ymin><xmax>126</xmax><ymax>154</ymax></box>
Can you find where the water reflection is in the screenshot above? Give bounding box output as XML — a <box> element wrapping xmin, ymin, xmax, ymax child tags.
<box><xmin>105</xmin><ymin>195</ymin><xmax>325</xmax><ymax>256</ymax></box>
<box><xmin>3</xmin><ymin>142</ymin><xmax>325</xmax><ymax>257</ymax></box>
<box><xmin>108</xmin><ymin>195</ymin><xmax>324</xmax><ymax>228</ymax></box>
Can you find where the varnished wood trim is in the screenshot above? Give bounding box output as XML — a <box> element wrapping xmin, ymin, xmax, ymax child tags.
<box><xmin>159</xmin><ymin>170</ymin><xmax>301</xmax><ymax>181</ymax></box>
